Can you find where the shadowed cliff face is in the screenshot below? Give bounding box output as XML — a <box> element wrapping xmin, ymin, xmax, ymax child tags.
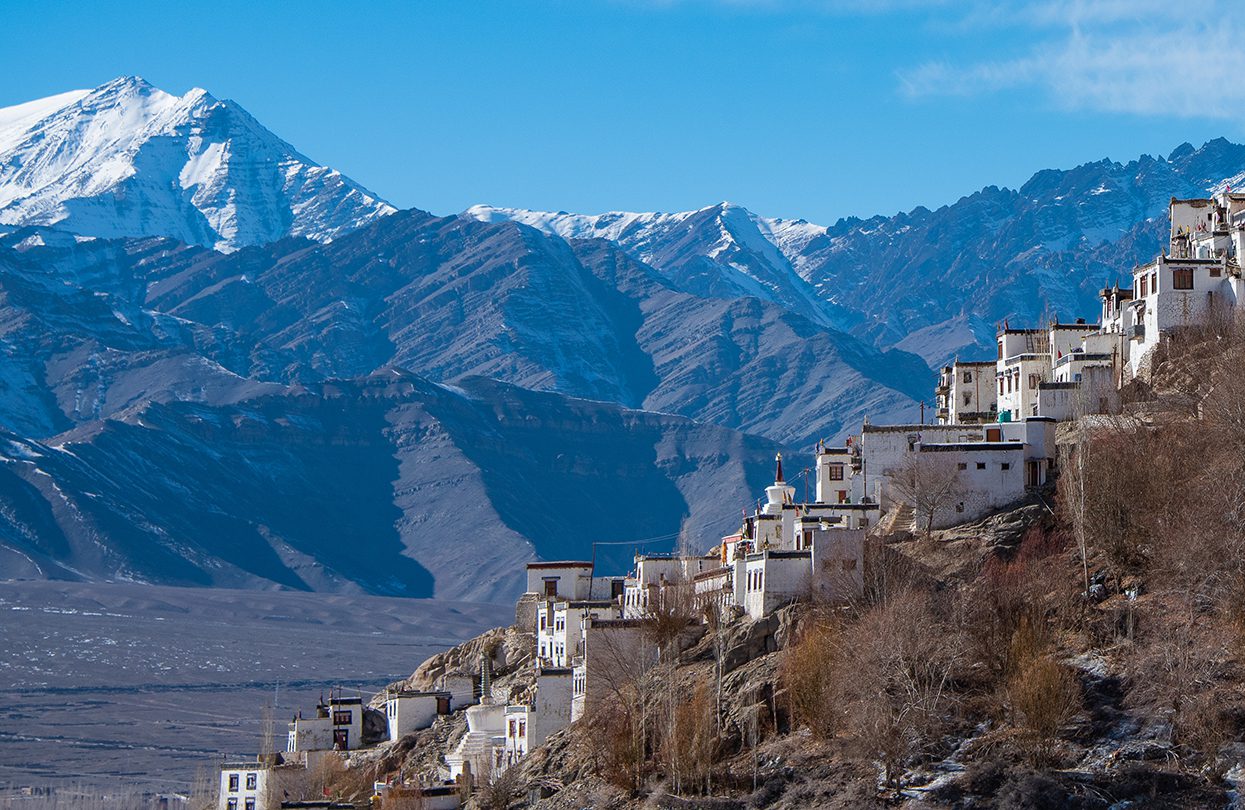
<box><xmin>0</xmin><ymin>207</ymin><xmax>927</xmax><ymax>449</ymax></box>
<box><xmin>0</xmin><ymin>372</ymin><xmax>781</xmax><ymax>602</ymax></box>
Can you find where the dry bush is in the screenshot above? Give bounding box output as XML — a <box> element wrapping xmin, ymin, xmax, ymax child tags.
<box><xmin>778</xmin><ymin>619</ymin><xmax>841</xmax><ymax>739</ymax></box>
<box><xmin>837</xmin><ymin>589</ymin><xmax>965</xmax><ymax>788</ymax></box>
<box><xmin>658</xmin><ymin>678</ymin><xmax>719</xmax><ymax>795</ymax></box>
<box><xmin>966</xmin><ymin>556</ymin><xmax>1050</xmax><ymax>683</ymax></box>
<box><xmin>1008</xmin><ymin>655</ymin><xmax>1081</xmax><ymax>764</ymax></box>
<box><xmin>1058</xmin><ymin>418</ymin><xmax>1204</xmax><ymax>588</ymax></box>
<box><xmin>859</xmin><ymin>536</ymin><xmax>929</xmax><ymax>609</ymax></box>
<box><xmin>1126</xmin><ymin>605</ymin><xmax>1240</xmax><ymax>762</ymax></box>
<box><xmin>577</xmin><ymin>686</ymin><xmax>652</xmax><ymax>792</ymax></box>
<box><xmin>473</xmin><ymin>764</ymin><xmax>521</xmax><ymax>810</ymax></box>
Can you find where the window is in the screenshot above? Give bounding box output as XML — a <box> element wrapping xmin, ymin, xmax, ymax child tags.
<box><xmin>1211</xmin><ymin>265</ymin><xmax>1222</xmax><ymax>277</ymax></box>
<box><xmin>227</xmin><ymin>801</ymin><xmax>237</xmax><ymax>810</ymax></box>
<box><xmin>519</xmin><ymin>720</ymin><xmax>526</xmax><ymax>737</ymax></box>
<box><xmin>245</xmin><ymin>800</ymin><xmax>255</xmax><ymax>810</ymax></box>
<box><xmin>1139</xmin><ymin>275</ymin><xmax>1148</xmax><ymax>297</ymax></box>
<box><xmin>957</xmin><ymin>462</ymin><xmax>967</xmax><ymax>471</ymax></box>
<box><xmin>997</xmin><ymin>342</ymin><xmax>1003</xmax><ymax>359</ymax></box>
<box><xmin>1001</xmin><ymin>463</ymin><xmax>1011</xmax><ymax>470</ymax></box>
<box><xmin>228</xmin><ymin>774</ymin><xmax>240</xmax><ymax>792</ymax></box>
<box><xmin>539</xmin><ymin>615</ymin><xmax>546</xmax><ymax>630</ymax></box>
<box><xmin>509</xmin><ymin>719</ymin><xmax>516</xmax><ymax>736</ymax></box>
<box><xmin>333</xmin><ymin>729</ymin><xmax>349</xmax><ymax>749</ymax></box>
<box><xmin>828</xmin><ymin>463</ymin><xmax>844</xmax><ymax>481</ymax></box>
<box><xmin>246</xmin><ymin>773</ymin><xmax>257</xmax><ymax>790</ymax></box>
<box><xmin>963</xmin><ymin>392</ymin><xmax>972</xmax><ymax>405</ymax></box>
<box><xmin>998</xmin><ymin>377</ymin><xmax>1004</xmax><ymax>395</ymax></box>
<box><xmin>544</xmin><ymin>579</ymin><xmax>558</xmax><ymax>597</ymax></box>
<box><xmin>1173</xmin><ymin>268</ymin><xmax>1194</xmax><ymax>290</ymax></box>
<box><xmin>963</xmin><ymin>371</ymin><xmax>972</xmax><ymax>383</ymax></box>
<box><xmin>976</xmin><ymin>462</ymin><xmax>986</xmax><ymax>470</ymax></box>
<box><xmin>333</xmin><ymin>710</ymin><xmax>352</xmax><ymax>725</ymax></box>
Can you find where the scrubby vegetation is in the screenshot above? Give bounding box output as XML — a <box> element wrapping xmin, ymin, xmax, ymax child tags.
<box><xmin>341</xmin><ymin>324</ymin><xmax>1245</xmax><ymax>807</ymax></box>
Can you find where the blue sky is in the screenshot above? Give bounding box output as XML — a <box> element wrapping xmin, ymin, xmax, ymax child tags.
<box><xmin>0</xmin><ymin>0</ymin><xmax>1238</xmax><ymax>223</ymax></box>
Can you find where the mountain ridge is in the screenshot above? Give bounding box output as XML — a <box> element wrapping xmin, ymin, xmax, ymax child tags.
<box><xmin>467</xmin><ymin>137</ymin><xmax>1245</xmax><ymax>365</ymax></box>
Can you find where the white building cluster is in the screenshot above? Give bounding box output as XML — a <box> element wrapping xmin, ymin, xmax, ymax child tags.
<box><xmin>942</xmin><ymin>191</ymin><xmax>1245</xmax><ymax>425</ymax></box>
<box><xmin>219</xmin><ymin>189</ymin><xmax>1245</xmax><ymax>803</ymax></box>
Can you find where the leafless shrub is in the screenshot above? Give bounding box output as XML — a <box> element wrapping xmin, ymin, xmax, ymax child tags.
<box><xmin>1007</xmin><ymin>655</ymin><xmax>1081</xmax><ymax>764</ymax></box>
<box><xmin>859</xmin><ymin>536</ymin><xmax>928</xmax><ymax>609</ymax></box>
<box><xmin>473</xmin><ymin>763</ymin><xmax>521</xmax><ymax>810</ymax></box>
<box><xmin>778</xmin><ymin>619</ymin><xmax>841</xmax><ymax>739</ymax></box>
<box><xmin>1126</xmin><ymin>605</ymin><xmax>1240</xmax><ymax>762</ymax></box>
<box><xmin>657</xmin><ymin>678</ymin><xmax>718</xmax><ymax>795</ymax></box>
<box><xmin>577</xmin><ymin>686</ymin><xmax>651</xmax><ymax>792</ymax></box>
<box><xmin>641</xmin><ymin>574</ymin><xmax>698</xmax><ymax>658</ymax></box>
<box><xmin>837</xmin><ymin>589</ymin><xmax>965</xmax><ymax>788</ymax></box>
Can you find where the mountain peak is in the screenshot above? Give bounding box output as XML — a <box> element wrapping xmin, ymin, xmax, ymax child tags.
<box><xmin>0</xmin><ymin>78</ymin><xmax>394</xmax><ymax>251</ymax></box>
<box><xmin>99</xmin><ymin>75</ymin><xmax>155</xmax><ymax>91</ymax></box>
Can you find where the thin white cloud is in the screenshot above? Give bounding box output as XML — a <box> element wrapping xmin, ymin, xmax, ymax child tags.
<box><xmin>900</xmin><ymin>0</ymin><xmax>1245</xmax><ymax>119</ymax></box>
<box><xmin>612</xmin><ymin>0</ymin><xmax>1245</xmax><ymax>119</ymax></box>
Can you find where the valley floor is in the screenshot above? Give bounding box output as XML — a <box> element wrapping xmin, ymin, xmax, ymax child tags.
<box><xmin>0</xmin><ymin>581</ymin><xmax>508</xmax><ymax>791</ymax></box>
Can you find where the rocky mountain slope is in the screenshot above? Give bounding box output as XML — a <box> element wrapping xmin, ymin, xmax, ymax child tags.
<box><xmin>469</xmin><ymin>138</ymin><xmax>1245</xmax><ymax>365</ymax></box>
<box><xmin>0</xmin><ymin>209</ymin><xmax>927</xmax><ymax>448</ymax></box>
<box><xmin>0</xmin><ymin>372</ymin><xmax>779</xmax><ymax>602</ymax></box>
<box><xmin>5</xmin><ymin>76</ymin><xmax>1245</xmax><ymax>606</ymax></box>
<box><xmin>0</xmin><ymin>207</ymin><xmax>906</xmax><ymax>599</ymax></box>
<box><xmin>0</xmin><ymin>77</ymin><xmax>394</xmax><ymax>251</ymax></box>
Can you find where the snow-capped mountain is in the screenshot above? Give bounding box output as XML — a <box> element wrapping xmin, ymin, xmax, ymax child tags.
<box><xmin>468</xmin><ymin>139</ymin><xmax>1245</xmax><ymax>366</ymax></box>
<box><xmin>7</xmin><ymin>78</ymin><xmax>1245</xmax><ymax>603</ymax></box>
<box><xmin>0</xmin><ymin>76</ymin><xmax>394</xmax><ymax>251</ymax></box>
<box><xmin>465</xmin><ymin>202</ymin><xmax>851</xmax><ymax>331</ymax></box>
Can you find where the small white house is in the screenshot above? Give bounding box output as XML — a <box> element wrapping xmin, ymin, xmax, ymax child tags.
<box><xmin>741</xmin><ymin>550</ymin><xmax>810</xmax><ymax>620</ymax></box>
<box><xmin>384</xmin><ymin>690</ymin><xmax>452</xmax><ymax>742</ymax></box>
<box><xmin>936</xmin><ymin>361</ymin><xmax>998</xmax><ymax>425</ymax></box>
<box><xmin>538</xmin><ymin>599</ymin><xmax>620</xmax><ymax>667</ymax></box>
<box><xmin>217</xmin><ymin>758</ymin><xmax>304</xmax><ymax>810</ymax></box>
<box><xmin>622</xmin><ymin>555</ymin><xmax>720</xmax><ymax>618</ymax></box>
<box><xmin>860</xmin><ymin>419</ymin><xmax>1055</xmax><ymax>527</ymax></box>
<box><xmin>500</xmin><ymin>667</ymin><xmax>574</xmax><ymax>771</ymax></box>
<box><xmin>571</xmin><ymin>617</ymin><xmax>656</xmax><ymax>722</ymax></box>
<box><xmin>287</xmin><ymin>696</ymin><xmax>364</xmax><ymax>753</ymax></box>
<box><xmin>524</xmin><ymin>561</ymin><xmax>595</xmax><ymax>600</ymax></box>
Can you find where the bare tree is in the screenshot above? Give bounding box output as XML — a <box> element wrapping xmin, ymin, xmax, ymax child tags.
<box><xmin>658</xmin><ymin>678</ymin><xmax>717</xmax><ymax>795</ymax></box>
<box><xmin>887</xmin><ymin>453</ymin><xmax>965</xmax><ymax>540</ymax></box>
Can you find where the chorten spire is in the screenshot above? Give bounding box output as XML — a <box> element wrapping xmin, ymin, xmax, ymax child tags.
<box><xmin>775</xmin><ymin>452</ymin><xmax>784</xmax><ymax>483</ymax></box>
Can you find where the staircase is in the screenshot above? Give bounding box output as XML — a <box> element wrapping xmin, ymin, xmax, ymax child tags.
<box><xmin>446</xmin><ymin>730</ymin><xmax>500</xmax><ymax>780</ymax></box>
<box><xmin>878</xmin><ymin>503</ymin><xmax>916</xmax><ymax>537</ymax></box>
